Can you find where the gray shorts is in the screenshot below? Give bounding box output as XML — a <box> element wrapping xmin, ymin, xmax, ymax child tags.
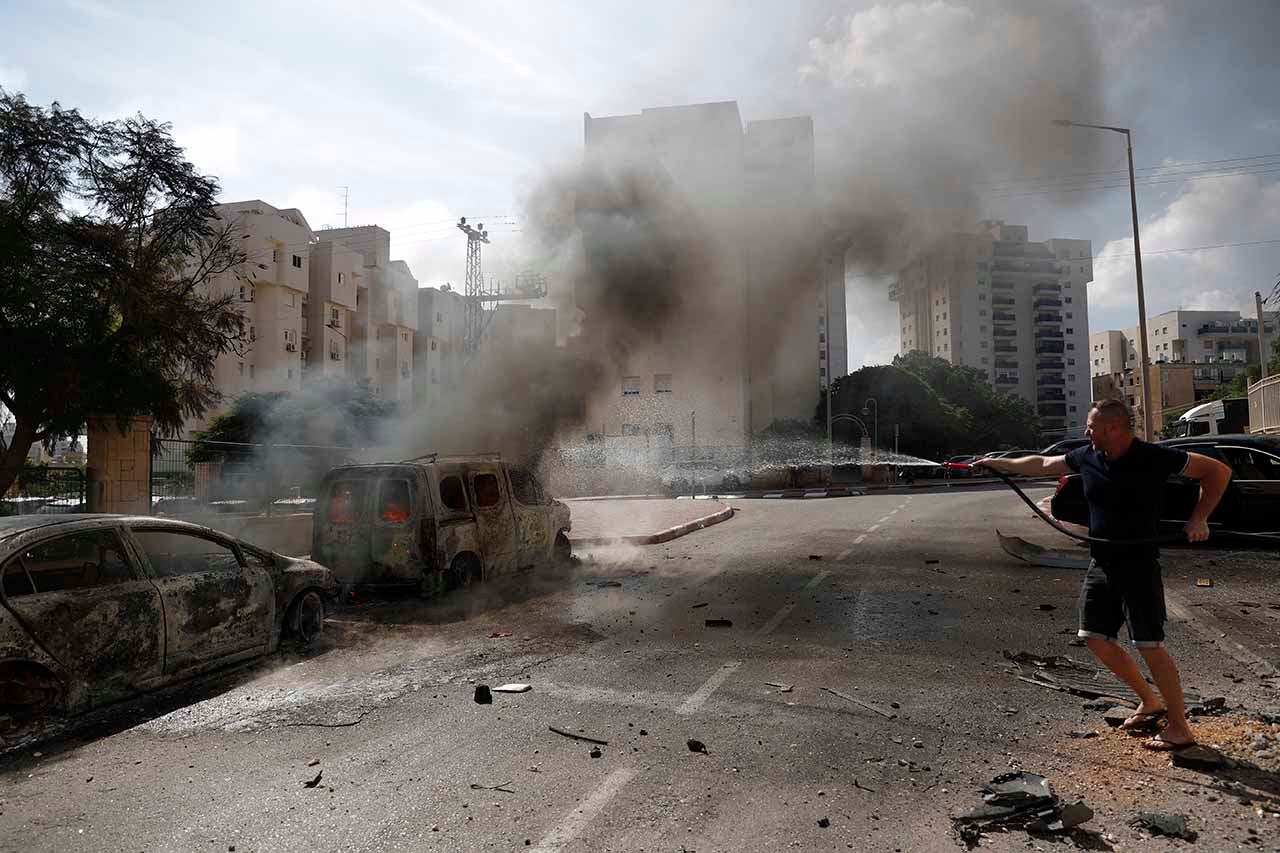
<box><xmin>1077</xmin><ymin>559</ymin><xmax>1166</xmax><ymax>648</ymax></box>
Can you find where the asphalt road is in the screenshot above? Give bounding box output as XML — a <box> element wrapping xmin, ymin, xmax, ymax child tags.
<box><xmin>2</xmin><ymin>488</ymin><xmax>1278</xmax><ymax>852</ymax></box>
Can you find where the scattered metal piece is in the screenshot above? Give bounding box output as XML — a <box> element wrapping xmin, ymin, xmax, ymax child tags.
<box><xmin>1068</xmin><ymin>730</ymin><xmax>1098</xmax><ymax>739</ymax></box>
<box><xmin>595</xmin><ymin>580</ymin><xmax>623</xmax><ymax>588</ymax></box>
<box><xmin>821</xmin><ymin>686</ymin><xmax>896</xmax><ymax>719</ymax></box>
<box><xmin>469</xmin><ymin>781</ymin><xmax>515</xmax><ymax>793</ymax></box>
<box><xmin>488</xmin><ymin>631</ymin><xmax>513</xmax><ymax>638</ymax></box>
<box><xmin>548</xmin><ymin>726</ymin><xmax>609</xmax><ymax>746</ymax></box>
<box><xmin>691</xmin><ymin>602</ymin><xmax>709</xmax><ymax>609</ymax></box>
<box><xmin>1195</xmin><ymin>578</ymin><xmax>1213</xmax><ymax>588</ymax></box>
<box><xmin>853</xmin><ymin>778</ymin><xmax>876</xmax><ymax>793</ymax></box>
<box><xmin>686</xmin><ymin>738</ymin><xmax>707</xmax><ymax>754</ymax></box>
<box><xmin>1037</xmin><ymin>603</ymin><xmax>1056</xmax><ymax>611</ymax></box>
<box><xmin>924</xmin><ymin>559</ymin><xmax>940</xmax><ymax>564</ymax></box>
<box><xmin>816</xmin><ymin>817</ymin><xmax>830</xmax><ymax>828</ymax></box>
<box><xmin>1130</xmin><ymin>812</ymin><xmax>1197</xmax><ymax>842</ymax></box>
<box><xmin>808</xmin><ymin>555</ymin><xmax>823</xmax><ymax>561</ymax></box>
<box><xmin>474</xmin><ymin>685</ymin><xmax>493</xmax><ymax>704</ymax></box>
<box><xmin>704</xmin><ymin>618</ymin><xmax>733</xmax><ymax>628</ymax></box>
<box><xmin>307</xmin><ymin>759</ymin><xmax>320</xmax><ymax>767</ymax></box>
<box><xmin>764</xmin><ymin>681</ymin><xmax>793</xmax><ymax>693</ymax></box>
<box><xmin>996</xmin><ymin>532</ymin><xmax>1090</xmax><ymax>570</ymax></box>
<box><xmin>1171</xmin><ymin>744</ymin><xmax>1230</xmax><ymax>770</ymax></box>
<box><xmin>588</xmin><ymin>747</ymin><xmax>602</xmax><ymax>759</ymax></box>
<box><xmin>493</xmin><ymin>684</ymin><xmax>531</xmax><ymax>693</ymax></box>
<box><xmin>303</xmin><ymin>770</ymin><xmax>323</xmax><ymax>789</ymax></box>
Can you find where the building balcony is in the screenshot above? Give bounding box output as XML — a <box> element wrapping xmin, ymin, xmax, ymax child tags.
<box><xmin>1037</xmin><ymin>360</ymin><xmax>1065</xmax><ymax>370</ymax></box>
<box><xmin>992</xmin><ymin>297</ymin><xmax>1015</xmax><ymax>307</ymax></box>
<box><xmin>1038</xmin><ymin>402</ymin><xmax>1068</xmax><ymax>417</ymax></box>
<box><xmin>1035</xmin><ymin>329</ymin><xmax>1064</xmax><ymax>340</ymax></box>
<box><xmin>1033</xmin><ymin>282</ymin><xmax>1062</xmax><ymax>294</ymax></box>
<box><xmin>991</xmin><ymin>280</ymin><xmax>1015</xmax><ymax>290</ymax></box>
<box><xmin>1034</xmin><ymin>313</ymin><xmax>1062</xmax><ymax>324</ymax></box>
<box><xmin>1037</xmin><ymin>376</ymin><xmax>1065</xmax><ymax>386</ymax></box>
<box><xmin>992</xmin><ymin>259</ymin><xmax>1063</xmax><ymax>275</ymax></box>
<box><xmin>992</xmin><ymin>311</ymin><xmax>1016</xmax><ymax>322</ymax></box>
<box><xmin>1035</xmin><ymin>342</ymin><xmax>1065</xmax><ymax>355</ymax></box>
<box><xmin>1033</xmin><ymin>297</ymin><xmax>1063</xmax><ymax>309</ymax></box>
<box><xmin>995</xmin><ymin>375</ymin><xmax>1019</xmax><ymax>386</ymax></box>
<box><xmin>994</xmin><ymin>359</ymin><xmax>1018</xmax><ymax>369</ymax></box>
<box><xmin>994</xmin><ymin>343</ymin><xmax>1018</xmax><ymax>354</ymax></box>
<box><xmin>1038</xmin><ymin>389</ymin><xmax>1067</xmax><ymax>402</ymax></box>
<box><xmin>993</xmin><ymin>328</ymin><xmax>1017</xmax><ymax>338</ymax></box>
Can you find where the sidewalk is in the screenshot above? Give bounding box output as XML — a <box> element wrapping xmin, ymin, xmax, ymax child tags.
<box><xmin>567</xmin><ymin>498</ymin><xmax>733</xmax><ymax>546</ymax></box>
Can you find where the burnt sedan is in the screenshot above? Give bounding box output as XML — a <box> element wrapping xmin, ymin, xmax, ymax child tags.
<box><xmin>0</xmin><ymin>515</ymin><xmax>336</xmax><ymax>731</ymax></box>
<box><xmin>1049</xmin><ymin>435</ymin><xmax>1280</xmax><ymax>535</ymax></box>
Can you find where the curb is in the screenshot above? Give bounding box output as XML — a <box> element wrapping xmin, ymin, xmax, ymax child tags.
<box><xmin>563</xmin><ymin>494</ymin><xmax>669</xmax><ymax>503</ymax></box>
<box><xmin>570</xmin><ymin>506</ymin><xmax>735</xmax><ymax>547</ymax></box>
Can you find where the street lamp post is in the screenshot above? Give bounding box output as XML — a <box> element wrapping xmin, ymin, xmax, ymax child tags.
<box><xmin>861</xmin><ymin>397</ymin><xmax>878</xmax><ymax>460</ymax></box>
<box><xmin>1052</xmin><ymin>119</ymin><xmax>1153</xmax><ymax>440</ymax></box>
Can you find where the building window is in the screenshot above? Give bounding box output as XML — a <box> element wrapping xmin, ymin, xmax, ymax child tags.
<box><xmin>436</xmin><ymin>312</ymin><xmax>442</xmax><ymax>322</ymax></box>
<box><xmin>1066</xmin><ymin>343</ymin><xmax>1075</xmax><ymax>350</ymax></box>
<box><xmin>292</xmin><ymin>254</ymin><xmax>303</xmax><ymax>269</ymax></box>
<box><xmin>622</xmin><ymin>376</ymin><xmax>641</xmax><ymax>396</ymax></box>
<box><xmin>980</xmin><ymin>341</ymin><xmax>988</xmax><ymax>348</ymax></box>
<box><xmin>238</xmin><ymin>284</ymin><xmax>254</xmax><ymax>302</ymax></box>
<box><xmin>249</xmin><ymin>325</ymin><xmax>256</xmax><ymax>342</ymax></box>
<box><xmin>430</xmin><ymin>340</ymin><xmax>437</xmax><ymax>351</ymax></box>
<box><xmin>402</xmin><ymin>332</ymin><xmax>408</xmax><ymax>342</ymax></box>
<box><xmin>1080</xmin><ymin>266</ymin><xmax>1085</xmax><ymax>273</ymax></box>
<box><xmin>249</xmin><ymin>364</ymin><xmax>255</xmax><ymax>379</ymax></box>
<box><xmin>820</xmin><ymin>366</ymin><xmax>827</xmax><ymax>376</ymax></box>
<box><xmin>238</xmin><ymin>362</ymin><xmax>244</xmax><ymax>376</ymax></box>
<box><xmin>329</xmin><ymin>307</ymin><xmax>340</xmax><ymax>327</ymax></box>
<box><xmin>287</xmin><ymin>368</ymin><xmax>293</xmax><ymax>379</ymax></box>
<box><xmin>357</xmin><ymin>292</ymin><xmax>362</xmax><ymax>305</ymax></box>
<box><xmin>621</xmin><ymin>424</ymin><xmax>642</xmax><ymax>437</ymax></box>
<box><xmin>979</xmin><ymin>294</ymin><xmax>986</xmax><ymax>302</ymax></box>
<box><xmin>1064</xmin><ymin>297</ymin><xmax>1072</xmax><ymax>303</ymax></box>
<box><xmin>338</xmin><ymin>272</ymin><xmax>345</xmax><ymax>284</ymax></box>
<box><xmin>272</xmin><ymin>249</ymin><xmax>280</xmax><ymax>263</ymax></box>
<box><xmin>1066</xmin><ymin>312</ymin><xmax>1073</xmax><ymax>319</ymax></box>
<box><xmin>1066</xmin><ymin>328</ymin><xmax>1074</xmax><ymax>334</ymax></box>
<box><xmin>819</xmin><ymin>333</ymin><xmax>825</xmax><ymax>343</ymax></box>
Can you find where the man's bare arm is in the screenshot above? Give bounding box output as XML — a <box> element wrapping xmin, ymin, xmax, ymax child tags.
<box><xmin>973</xmin><ymin>454</ymin><xmax>1071</xmax><ymax>477</ymax></box>
<box><xmin>1182</xmin><ymin>452</ymin><xmax>1232</xmax><ymax>542</ymax></box>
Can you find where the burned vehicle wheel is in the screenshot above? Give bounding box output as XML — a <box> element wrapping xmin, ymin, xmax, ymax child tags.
<box><xmin>554</xmin><ymin>531</ymin><xmax>572</xmax><ymax>563</ymax></box>
<box><xmin>0</xmin><ymin>663</ymin><xmax>63</xmax><ymax>730</ymax></box>
<box><xmin>288</xmin><ymin>590</ymin><xmax>326</xmax><ymax>647</ymax></box>
<box><xmin>448</xmin><ymin>553</ymin><xmax>482</xmax><ymax>590</ymax></box>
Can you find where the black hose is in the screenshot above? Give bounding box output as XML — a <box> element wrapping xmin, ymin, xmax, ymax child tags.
<box><xmin>988</xmin><ymin>469</ymin><xmax>1280</xmax><ymax>546</ymax></box>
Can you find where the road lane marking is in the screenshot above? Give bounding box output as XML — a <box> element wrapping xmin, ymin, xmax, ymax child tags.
<box><xmin>530</xmin><ymin>767</ymin><xmax>639</xmax><ymax>852</ymax></box>
<box><xmin>756</xmin><ymin>571</ymin><xmax>831</xmax><ymax>638</ymax></box>
<box><xmin>676</xmin><ymin>662</ymin><xmax>742</xmax><ymax>715</ymax></box>
<box><xmin>868</xmin><ymin>524</ymin><xmax>881</xmax><ymax>532</ymax></box>
<box><xmin>877</xmin><ymin>516</ymin><xmax>891</xmax><ymax>523</ymax></box>
<box><xmin>836</xmin><ymin>547</ymin><xmax>853</xmax><ymax>560</ymax></box>
<box><xmin>853</xmin><ymin>534</ymin><xmax>866</xmax><ymax>544</ymax></box>
<box><xmin>889</xmin><ymin>508</ymin><xmax>900</xmax><ymax>515</ymax></box>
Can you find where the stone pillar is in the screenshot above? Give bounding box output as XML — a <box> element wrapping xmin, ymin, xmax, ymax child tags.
<box><xmin>87</xmin><ymin>416</ymin><xmax>153</xmax><ymax>515</ymax></box>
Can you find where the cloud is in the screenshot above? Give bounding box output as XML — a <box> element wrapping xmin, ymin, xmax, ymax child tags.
<box><xmin>1090</xmin><ymin>174</ymin><xmax>1280</xmax><ymax>324</ymax></box>
<box><xmin>177</xmin><ymin>123</ymin><xmax>242</xmax><ymax>183</ymax></box>
<box><xmin>0</xmin><ymin>64</ymin><xmax>26</xmax><ymax>91</ymax></box>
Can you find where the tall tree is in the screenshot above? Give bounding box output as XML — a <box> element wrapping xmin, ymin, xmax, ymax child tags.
<box><xmin>893</xmin><ymin>351</ymin><xmax>1041</xmax><ymax>450</ymax></box>
<box><xmin>0</xmin><ymin>90</ymin><xmax>246</xmax><ymax>496</ymax></box>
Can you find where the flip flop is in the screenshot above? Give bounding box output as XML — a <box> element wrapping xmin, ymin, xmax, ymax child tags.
<box><xmin>1142</xmin><ymin>733</ymin><xmax>1196</xmax><ymax>751</ymax></box>
<box><xmin>1121</xmin><ymin>709</ymin><xmax>1167</xmax><ymax>730</ymax></box>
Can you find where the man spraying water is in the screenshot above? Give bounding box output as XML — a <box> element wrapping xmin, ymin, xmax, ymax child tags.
<box><xmin>975</xmin><ymin>399</ymin><xmax>1232</xmax><ymax>750</ymax></box>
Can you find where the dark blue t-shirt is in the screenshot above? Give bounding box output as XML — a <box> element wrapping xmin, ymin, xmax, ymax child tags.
<box><xmin>1064</xmin><ymin>439</ymin><xmax>1190</xmax><ymax>564</ymax></box>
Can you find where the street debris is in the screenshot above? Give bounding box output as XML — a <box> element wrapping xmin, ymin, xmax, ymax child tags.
<box><xmin>488</xmin><ymin>631</ymin><xmax>513</xmax><ymax>638</ymax></box>
<box><xmin>953</xmin><ymin>771</ymin><xmax>1092</xmax><ymax>843</ymax></box>
<box><xmin>686</xmin><ymin>738</ymin><xmax>708</xmax><ymax>754</ymax></box>
<box><xmin>704</xmin><ymin>618</ymin><xmax>733</xmax><ymax>628</ymax></box>
<box><xmin>549</xmin><ymin>726</ymin><xmax>609</xmax><ymax>746</ymax></box>
<box><xmin>924</xmin><ymin>559</ymin><xmax>939</xmax><ymax>564</ymax></box>
<box><xmin>589</xmin><ymin>747</ymin><xmax>602</xmax><ymax>759</ymax></box>
<box><xmin>307</xmin><ymin>759</ymin><xmax>320</xmax><ymax>767</ymax></box>
<box><xmin>1171</xmin><ymin>744</ymin><xmax>1230</xmax><ymax>770</ymax></box>
<box><xmin>1196</xmin><ymin>577</ymin><xmax>1214</xmax><ymax>588</ymax></box>
<box><xmin>853</xmin><ymin>778</ymin><xmax>876</xmax><ymax>793</ymax></box>
<box><xmin>816</xmin><ymin>817</ymin><xmax>830</xmax><ymax>827</ymax></box>
<box><xmin>474</xmin><ymin>685</ymin><xmax>493</xmax><ymax>704</ymax></box>
<box><xmin>764</xmin><ymin>681</ymin><xmax>794</xmax><ymax>693</ymax></box>
<box><xmin>1005</xmin><ymin>649</ymin><xmax>1201</xmax><ymax>707</ymax></box>
<box><xmin>595</xmin><ymin>580</ymin><xmax>623</xmax><ymax>588</ymax></box>
<box><xmin>303</xmin><ymin>770</ymin><xmax>323</xmax><ymax>789</ymax></box>
<box><xmin>1036</xmin><ymin>603</ymin><xmax>1056</xmax><ymax>611</ymax></box>
<box><xmin>493</xmin><ymin>684</ymin><xmax>531</xmax><ymax>693</ymax></box>
<box><xmin>808</xmin><ymin>555</ymin><xmax>823</xmax><ymax>561</ymax></box>
<box><xmin>996</xmin><ymin>532</ymin><xmax>1090</xmax><ymax>570</ymax></box>
<box><xmin>691</xmin><ymin>602</ymin><xmax>709</xmax><ymax>609</ymax></box>
<box><xmin>821</xmin><ymin>686</ymin><xmax>897</xmax><ymax>719</ymax></box>
<box><xmin>469</xmin><ymin>781</ymin><xmax>515</xmax><ymax>793</ymax></box>
<box><xmin>1068</xmin><ymin>730</ymin><xmax>1098</xmax><ymax>739</ymax></box>
<box><xmin>1129</xmin><ymin>812</ymin><xmax>1196</xmax><ymax>841</ymax></box>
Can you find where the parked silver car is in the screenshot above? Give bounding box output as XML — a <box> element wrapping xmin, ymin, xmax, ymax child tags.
<box><xmin>0</xmin><ymin>515</ymin><xmax>336</xmax><ymax>732</ymax></box>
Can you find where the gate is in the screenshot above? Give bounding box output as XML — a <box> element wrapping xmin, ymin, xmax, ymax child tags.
<box><xmin>0</xmin><ymin>466</ymin><xmax>87</xmax><ymax>516</ymax></box>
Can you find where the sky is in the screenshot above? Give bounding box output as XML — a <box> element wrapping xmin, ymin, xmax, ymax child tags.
<box><xmin>3</xmin><ymin>0</ymin><xmax>1279</xmax><ymax>371</ymax></box>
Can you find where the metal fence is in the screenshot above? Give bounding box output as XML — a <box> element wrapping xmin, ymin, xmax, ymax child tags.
<box><xmin>0</xmin><ymin>466</ymin><xmax>86</xmax><ymax>516</ymax></box>
<box><xmin>1249</xmin><ymin>374</ymin><xmax>1280</xmax><ymax>435</ymax></box>
<box><xmin>150</xmin><ymin>438</ymin><xmax>369</xmax><ymax>516</ymax></box>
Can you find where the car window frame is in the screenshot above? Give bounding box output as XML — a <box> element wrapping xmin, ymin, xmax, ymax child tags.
<box><xmin>1217</xmin><ymin>445</ymin><xmax>1280</xmax><ymax>481</ymax></box>
<box><xmin>435</xmin><ymin>469</ymin><xmax>472</xmax><ymax>516</ymax></box>
<box><xmin>0</xmin><ymin>525</ymin><xmax>141</xmax><ymax>600</ymax></box>
<box><xmin>126</xmin><ymin>526</ymin><xmax>248</xmax><ymax>580</ymax></box>
<box><xmin>373</xmin><ymin>476</ymin><xmax>415</xmax><ymax>527</ymax></box>
<box><xmin>469</xmin><ymin>469</ymin><xmax>506</xmax><ymax>513</ymax></box>
<box><xmin>507</xmin><ymin>467</ymin><xmax>548</xmax><ymax>507</ymax></box>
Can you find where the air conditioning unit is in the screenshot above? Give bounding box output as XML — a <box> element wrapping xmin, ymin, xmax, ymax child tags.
<box><xmin>326</xmin><ymin>319</ymin><xmax>340</xmax><ymax>329</ymax></box>
<box><xmin>330</xmin><ymin>352</ymin><xmax>342</xmax><ymax>361</ymax></box>
<box><xmin>285</xmin><ymin>343</ymin><xmax>297</xmax><ymax>352</ymax></box>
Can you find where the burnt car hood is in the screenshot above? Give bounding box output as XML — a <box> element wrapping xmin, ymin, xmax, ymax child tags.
<box><xmin>277</xmin><ymin>557</ymin><xmax>339</xmax><ymax>596</ymax></box>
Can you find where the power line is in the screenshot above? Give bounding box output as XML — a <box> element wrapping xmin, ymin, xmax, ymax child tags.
<box><xmin>1092</xmin><ymin>237</ymin><xmax>1280</xmax><ymax>260</ymax></box>
<box><xmin>974</xmin><ymin>151</ymin><xmax>1280</xmax><ymax>190</ymax></box>
<box><xmin>981</xmin><ymin>163</ymin><xmax>1280</xmax><ymax>199</ymax></box>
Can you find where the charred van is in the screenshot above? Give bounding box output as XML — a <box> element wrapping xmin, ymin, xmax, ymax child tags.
<box><xmin>312</xmin><ymin>454</ymin><xmax>572</xmax><ymax>595</ymax></box>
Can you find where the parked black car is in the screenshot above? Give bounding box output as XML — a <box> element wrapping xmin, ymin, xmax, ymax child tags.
<box><xmin>1040</xmin><ymin>438</ymin><xmax>1090</xmax><ymax>456</ymax></box>
<box><xmin>1050</xmin><ymin>435</ymin><xmax>1280</xmax><ymax>534</ymax></box>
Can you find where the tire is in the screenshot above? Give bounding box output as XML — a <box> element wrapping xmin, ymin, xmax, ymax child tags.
<box><xmin>554</xmin><ymin>531</ymin><xmax>572</xmax><ymax>564</ymax></box>
<box><xmin>288</xmin><ymin>590</ymin><xmax>326</xmax><ymax>647</ymax></box>
<box><xmin>448</xmin><ymin>553</ymin><xmax>482</xmax><ymax>591</ymax></box>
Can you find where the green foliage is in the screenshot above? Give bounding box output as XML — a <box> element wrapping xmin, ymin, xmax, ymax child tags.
<box><xmin>0</xmin><ymin>89</ymin><xmax>246</xmax><ymax>496</ymax></box>
<box><xmin>1206</xmin><ymin>337</ymin><xmax>1280</xmax><ymax>401</ymax></box>
<box><xmin>816</xmin><ymin>351</ymin><xmax>1043</xmax><ymax>460</ymax></box>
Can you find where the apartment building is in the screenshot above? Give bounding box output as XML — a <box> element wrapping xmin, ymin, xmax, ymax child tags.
<box><xmin>574</xmin><ymin>100</ymin><xmax>845</xmax><ymax>458</ymax></box>
<box><xmin>891</xmin><ymin>220</ymin><xmax>1093</xmax><ymax>437</ymax></box>
<box><xmin>1092</xmin><ymin>310</ymin><xmax>1276</xmax><ymax>375</ymax></box>
<box><xmin>314</xmin><ymin>226</ymin><xmax>419</xmax><ymax>406</ymax></box>
<box><xmin>414</xmin><ymin>284</ymin><xmax>466</xmax><ymax>412</ymax></box>
<box><xmin>1093</xmin><ymin>362</ymin><xmax>1201</xmax><ymax>439</ymax></box>
<box><xmin>189</xmin><ymin>200</ymin><xmax>314</xmax><ymax>432</ymax></box>
<box><xmin>303</xmin><ymin>239</ymin><xmax>361</xmax><ymax>380</ymax></box>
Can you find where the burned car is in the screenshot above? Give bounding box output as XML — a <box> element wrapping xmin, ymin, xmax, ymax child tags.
<box><xmin>0</xmin><ymin>515</ymin><xmax>336</xmax><ymax>731</ymax></box>
<box><xmin>312</xmin><ymin>454</ymin><xmax>572</xmax><ymax>595</ymax></box>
